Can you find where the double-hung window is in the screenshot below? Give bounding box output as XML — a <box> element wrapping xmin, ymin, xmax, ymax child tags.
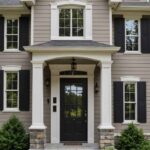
<box><xmin>59</xmin><ymin>8</ymin><xmax>84</xmax><ymax>37</ymax></box>
<box><xmin>6</xmin><ymin>19</ymin><xmax>19</xmax><ymax>51</ymax></box>
<box><xmin>124</xmin><ymin>82</ymin><xmax>137</xmax><ymax>122</ymax></box>
<box><xmin>4</xmin><ymin>72</ymin><xmax>19</xmax><ymax>111</ymax></box>
<box><xmin>125</xmin><ymin>19</ymin><xmax>140</xmax><ymax>52</ymax></box>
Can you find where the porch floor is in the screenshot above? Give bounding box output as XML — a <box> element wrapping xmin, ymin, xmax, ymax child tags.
<box><xmin>45</xmin><ymin>143</ymin><xmax>99</xmax><ymax>150</ymax></box>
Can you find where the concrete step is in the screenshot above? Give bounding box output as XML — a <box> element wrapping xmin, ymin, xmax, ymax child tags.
<box><xmin>45</xmin><ymin>143</ymin><xmax>99</xmax><ymax>150</ymax></box>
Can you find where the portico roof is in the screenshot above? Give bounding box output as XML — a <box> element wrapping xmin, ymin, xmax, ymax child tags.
<box><xmin>24</xmin><ymin>40</ymin><xmax>120</xmax><ymax>53</ymax></box>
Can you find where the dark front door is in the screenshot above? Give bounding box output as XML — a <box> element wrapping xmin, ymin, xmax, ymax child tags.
<box><xmin>60</xmin><ymin>78</ymin><xmax>87</xmax><ymax>142</ymax></box>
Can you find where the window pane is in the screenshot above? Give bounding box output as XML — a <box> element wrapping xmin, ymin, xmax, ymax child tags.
<box><xmin>126</xmin><ymin>36</ymin><xmax>138</xmax><ymax>51</ymax></box>
<box><xmin>59</xmin><ymin>19</ymin><xmax>65</xmax><ymax>27</ymax></box>
<box><xmin>64</xmin><ymin>9</ymin><xmax>70</xmax><ymax>18</ymax></box>
<box><xmin>13</xmin><ymin>42</ymin><xmax>18</xmax><ymax>49</ymax></box>
<box><xmin>125</xmin><ymin>93</ymin><xmax>129</xmax><ymax>102</ymax></box>
<box><xmin>7</xmin><ymin>42</ymin><xmax>13</xmax><ymax>49</ymax></box>
<box><xmin>7</xmin><ymin>91</ymin><xmax>18</xmax><ymax>108</ymax></box>
<box><xmin>7</xmin><ymin>20</ymin><xmax>12</xmax><ymax>26</ymax></box>
<box><xmin>72</xmin><ymin>28</ymin><xmax>77</xmax><ymax>36</ymax></box>
<box><xmin>125</xmin><ymin>103</ymin><xmax>135</xmax><ymax>120</ymax></box>
<box><xmin>125</xmin><ymin>84</ymin><xmax>130</xmax><ymax>92</ymax></box>
<box><xmin>130</xmin><ymin>84</ymin><xmax>135</xmax><ymax>92</ymax></box>
<box><xmin>78</xmin><ymin>9</ymin><xmax>83</xmax><ymax>18</ymax></box>
<box><xmin>6</xmin><ymin>73</ymin><xmax>18</xmax><ymax>90</ymax></box>
<box><xmin>72</xmin><ymin>19</ymin><xmax>77</xmax><ymax>27</ymax></box>
<box><xmin>65</xmin><ymin>19</ymin><xmax>70</xmax><ymax>27</ymax></box>
<box><xmin>7</xmin><ymin>35</ymin><xmax>13</xmax><ymax>42</ymax></box>
<box><xmin>78</xmin><ymin>19</ymin><xmax>83</xmax><ymax>27</ymax></box>
<box><xmin>13</xmin><ymin>27</ymin><xmax>18</xmax><ymax>34</ymax></box>
<box><xmin>78</xmin><ymin>28</ymin><xmax>83</xmax><ymax>36</ymax></box>
<box><xmin>126</xmin><ymin>20</ymin><xmax>138</xmax><ymax>35</ymax></box>
<box><xmin>130</xmin><ymin>93</ymin><xmax>135</xmax><ymax>102</ymax></box>
<box><xmin>7</xmin><ymin>27</ymin><xmax>12</xmax><ymax>34</ymax></box>
<box><xmin>72</xmin><ymin>9</ymin><xmax>77</xmax><ymax>18</ymax></box>
<box><xmin>64</xmin><ymin>28</ymin><xmax>70</xmax><ymax>36</ymax></box>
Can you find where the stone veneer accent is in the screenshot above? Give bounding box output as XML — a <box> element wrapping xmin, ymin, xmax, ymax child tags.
<box><xmin>30</xmin><ymin>129</ymin><xmax>46</xmax><ymax>150</ymax></box>
<box><xmin>99</xmin><ymin>129</ymin><xmax>114</xmax><ymax>149</ymax></box>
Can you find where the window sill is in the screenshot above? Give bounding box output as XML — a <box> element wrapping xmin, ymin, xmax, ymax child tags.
<box><xmin>2</xmin><ymin>109</ymin><xmax>20</xmax><ymax>113</ymax></box>
<box><xmin>4</xmin><ymin>49</ymin><xmax>20</xmax><ymax>53</ymax></box>
<box><xmin>124</xmin><ymin>51</ymin><xmax>141</xmax><ymax>55</ymax></box>
<box><xmin>123</xmin><ymin>121</ymin><xmax>139</xmax><ymax>125</ymax></box>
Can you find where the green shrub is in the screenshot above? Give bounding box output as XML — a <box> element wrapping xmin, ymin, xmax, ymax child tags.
<box><xmin>0</xmin><ymin>115</ymin><xmax>29</xmax><ymax>150</ymax></box>
<box><xmin>116</xmin><ymin>123</ymin><xmax>150</xmax><ymax>150</ymax></box>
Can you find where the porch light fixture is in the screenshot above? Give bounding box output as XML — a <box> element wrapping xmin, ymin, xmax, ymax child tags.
<box><xmin>45</xmin><ymin>78</ymin><xmax>50</xmax><ymax>87</ymax></box>
<box><xmin>71</xmin><ymin>58</ymin><xmax>77</xmax><ymax>73</ymax></box>
<box><xmin>95</xmin><ymin>82</ymin><xmax>99</xmax><ymax>93</ymax></box>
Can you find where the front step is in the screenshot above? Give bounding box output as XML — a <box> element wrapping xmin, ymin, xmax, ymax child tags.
<box><xmin>45</xmin><ymin>143</ymin><xmax>99</xmax><ymax>150</ymax></box>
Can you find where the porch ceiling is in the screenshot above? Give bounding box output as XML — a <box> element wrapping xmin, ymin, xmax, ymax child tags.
<box><xmin>24</xmin><ymin>40</ymin><xmax>120</xmax><ymax>53</ymax></box>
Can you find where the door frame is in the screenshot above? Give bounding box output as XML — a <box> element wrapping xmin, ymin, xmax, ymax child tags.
<box><xmin>49</xmin><ymin>64</ymin><xmax>95</xmax><ymax>144</ymax></box>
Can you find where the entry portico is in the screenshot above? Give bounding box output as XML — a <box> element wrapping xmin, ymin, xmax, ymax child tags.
<box><xmin>25</xmin><ymin>40</ymin><xmax>119</xmax><ymax>149</ymax></box>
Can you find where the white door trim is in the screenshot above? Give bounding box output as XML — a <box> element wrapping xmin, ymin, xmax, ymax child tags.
<box><xmin>49</xmin><ymin>64</ymin><xmax>95</xmax><ymax>144</ymax></box>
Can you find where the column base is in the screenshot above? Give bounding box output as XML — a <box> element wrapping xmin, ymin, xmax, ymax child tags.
<box><xmin>99</xmin><ymin>129</ymin><xmax>114</xmax><ymax>150</ymax></box>
<box><xmin>30</xmin><ymin>129</ymin><xmax>46</xmax><ymax>150</ymax></box>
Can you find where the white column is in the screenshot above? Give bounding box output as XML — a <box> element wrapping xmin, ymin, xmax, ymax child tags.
<box><xmin>29</xmin><ymin>61</ymin><xmax>46</xmax><ymax>130</ymax></box>
<box><xmin>98</xmin><ymin>61</ymin><xmax>114</xmax><ymax>130</ymax></box>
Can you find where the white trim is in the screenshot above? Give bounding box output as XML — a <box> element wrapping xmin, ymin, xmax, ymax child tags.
<box><xmin>51</xmin><ymin>1</ymin><xmax>92</xmax><ymax>40</ymax></box>
<box><xmin>124</xmin><ymin>18</ymin><xmax>141</xmax><ymax>53</ymax></box>
<box><xmin>121</xmin><ymin>76</ymin><xmax>140</xmax><ymax>82</ymax></box>
<box><xmin>4</xmin><ymin>18</ymin><xmax>20</xmax><ymax>52</ymax></box>
<box><xmin>2</xmin><ymin>65</ymin><xmax>21</xmax><ymax>71</ymax></box>
<box><xmin>31</xmin><ymin>6</ymin><xmax>34</xmax><ymax>45</ymax></box>
<box><xmin>123</xmin><ymin>82</ymin><xmax>137</xmax><ymax>122</ymax></box>
<box><xmin>3</xmin><ymin>71</ymin><xmax>19</xmax><ymax>112</ymax></box>
<box><xmin>49</xmin><ymin>64</ymin><xmax>95</xmax><ymax>144</ymax></box>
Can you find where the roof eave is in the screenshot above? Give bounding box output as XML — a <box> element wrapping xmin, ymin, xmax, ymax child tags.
<box><xmin>24</xmin><ymin>46</ymin><xmax>120</xmax><ymax>54</ymax></box>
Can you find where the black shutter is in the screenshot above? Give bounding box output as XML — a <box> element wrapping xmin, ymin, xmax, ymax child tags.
<box><xmin>141</xmin><ymin>16</ymin><xmax>150</xmax><ymax>53</ymax></box>
<box><xmin>114</xmin><ymin>81</ymin><xmax>123</xmax><ymax>123</ymax></box>
<box><xmin>19</xmin><ymin>70</ymin><xmax>30</xmax><ymax>111</ymax></box>
<box><xmin>114</xmin><ymin>15</ymin><xmax>125</xmax><ymax>53</ymax></box>
<box><xmin>0</xmin><ymin>70</ymin><xmax>4</xmax><ymax>110</ymax></box>
<box><xmin>19</xmin><ymin>15</ymin><xmax>30</xmax><ymax>51</ymax></box>
<box><xmin>137</xmin><ymin>82</ymin><xmax>146</xmax><ymax>123</ymax></box>
<box><xmin>0</xmin><ymin>16</ymin><xmax>4</xmax><ymax>51</ymax></box>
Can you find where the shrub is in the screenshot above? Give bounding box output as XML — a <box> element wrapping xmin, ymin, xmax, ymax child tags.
<box><xmin>116</xmin><ymin>123</ymin><xmax>150</xmax><ymax>150</ymax></box>
<box><xmin>0</xmin><ymin>115</ymin><xmax>29</xmax><ymax>150</ymax></box>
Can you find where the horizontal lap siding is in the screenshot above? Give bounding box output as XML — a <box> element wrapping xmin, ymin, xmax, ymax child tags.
<box><xmin>112</xmin><ymin>53</ymin><xmax>150</xmax><ymax>134</ymax></box>
<box><xmin>34</xmin><ymin>0</ymin><xmax>51</xmax><ymax>44</ymax></box>
<box><xmin>0</xmin><ymin>52</ymin><xmax>32</xmax><ymax>132</ymax></box>
<box><xmin>92</xmin><ymin>0</ymin><xmax>110</xmax><ymax>44</ymax></box>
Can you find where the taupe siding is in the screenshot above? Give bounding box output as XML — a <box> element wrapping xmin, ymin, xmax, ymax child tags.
<box><xmin>92</xmin><ymin>0</ymin><xmax>110</xmax><ymax>44</ymax></box>
<box><xmin>112</xmin><ymin>53</ymin><xmax>150</xmax><ymax>133</ymax></box>
<box><xmin>34</xmin><ymin>0</ymin><xmax>51</xmax><ymax>44</ymax></box>
<box><xmin>34</xmin><ymin>0</ymin><xmax>110</xmax><ymax>45</ymax></box>
<box><xmin>0</xmin><ymin>52</ymin><xmax>32</xmax><ymax>132</ymax></box>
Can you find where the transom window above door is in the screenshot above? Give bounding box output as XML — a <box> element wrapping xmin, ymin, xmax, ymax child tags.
<box><xmin>59</xmin><ymin>9</ymin><xmax>84</xmax><ymax>37</ymax></box>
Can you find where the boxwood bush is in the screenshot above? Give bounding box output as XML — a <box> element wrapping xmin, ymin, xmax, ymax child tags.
<box><xmin>0</xmin><ymin>115</ymin><xmax>29</xmax><ymax>150</ymax></box>
<box><xmin>116</xmin><ymin>123</ymin><xmax>150</xmax><ymax>150</ymax></box>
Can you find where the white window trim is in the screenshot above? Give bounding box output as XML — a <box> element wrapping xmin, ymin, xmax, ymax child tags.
<box><xmin>123</xmin><ymin>82</ymin><xmax>138</xmax><ymax>123</ymax></box>
<box><xmin>124</xmin><ymin>18</ymin><xmax>141</xmax><ymax>54</ymax></box>
<box><xmin>4</xmin><ymin>17</ymin><xmax>20</xmax><ymax>52</ymax></box>
<box><xmin>121</xmin><ymin>76</ymin><xmax>140</xmax><ymax>82</ymax></box>
<box><xmin>2</xmin><ymin>66</ymin><xmax>21</xmax><ymax>112</ymax></box>
<box><xmin>121</xmin><ymin>76</ymin><xmax>140</xmax><ymax>124</ymax></box>
<box><xmin>51</xmin><ymin>0</ymin><xmax>92</xmax><ymax>40</ymax></box>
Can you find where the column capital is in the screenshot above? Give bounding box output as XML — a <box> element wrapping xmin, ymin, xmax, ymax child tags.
<box><xmin>101</xmin><ymin>60</ymin><xmax>113</xmax><ymax>68</ymax></box>
<box><xmin>31</xmin><ymin>60</ymin><xmax>45</xmax><ymax>68</ymax></box>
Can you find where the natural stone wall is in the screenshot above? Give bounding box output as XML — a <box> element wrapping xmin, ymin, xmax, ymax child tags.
<box><xmin>30</xmin><ymin>129</ymin><xmax>46</xmax><ymax>150</ymax></box>
<box><xmin>99</xmin><ymin>129</ymin><xmax>114</xmax><ymax>149</ymax></box>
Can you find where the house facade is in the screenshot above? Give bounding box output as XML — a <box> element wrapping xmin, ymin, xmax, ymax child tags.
<box><xmin>0</xmin><ymin>0</ymin><xmax>150</xmax><ymax>149</ymax></box>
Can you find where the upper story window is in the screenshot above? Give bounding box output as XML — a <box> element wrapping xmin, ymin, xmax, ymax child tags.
<box><xmin>59</xmin><ymin>9</ymin><xmax>84</xmax><ymax>37</ymax></box>
<box><xmin>125</xmin><ymin>19</ymin><xmax>140</xmax><ymax>52</ymax></box>
<box><xmin>51</xmin><ymin>1</ymin><xmax>92</xmax><ymax>40</ymax></box>
<box><xmin>5</xmin><ymin>19</ymin><xmax>19</xmax><ymax>51</ymax></box>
